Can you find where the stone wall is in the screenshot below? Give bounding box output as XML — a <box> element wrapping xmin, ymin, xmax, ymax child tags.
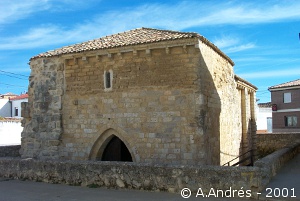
<box><xmin>0</xmin><ymin>145</ymin><xmax>20</xmax><ymax>157</ymax></box>
<box><xmin>0</xmin><ymin>142</ymin><xmax>299</xmax><ymax>199</ymax></box>
<box><xmin>20</xmin><ymin>57</ymin><xmax>64</xmax><ymax>159</ymax></box>
<box><xmin>22</xmin><ymin>37</ymin><xmax>256</xmax><ymax>166</ymax></box>
<box><xmin>61</xmin><ymin>43</ymin><xmax>208</xmax><ymax>165</ymax></box>
<box><xmin>198</xmin><ymin>40</ymin><xmax>239</xmax><ymax>165</ymax></box>
<box><xmin>0</xmin><ymin>158</ymin><xmax>261</xmax><ymax>198</ymax></box>
<box><xmin>255</xmin><ymin>142</ymin><xmax>300</xmax><ymax>188</ymax></box>
<box><xmin>257</xmin><ymin>133</ymin><xmax>300</xmax><ymax>157</ymax></box>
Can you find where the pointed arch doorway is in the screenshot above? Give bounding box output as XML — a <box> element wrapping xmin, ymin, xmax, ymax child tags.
<box><xmin>102</xmin><ymin>135</ymin><xmax>132</xmax><ymax>162</ymax></box>
<box><xmin>89</xmin><ymin>128</ymin><xmax>134</xmax><ymax>162</ymax></box>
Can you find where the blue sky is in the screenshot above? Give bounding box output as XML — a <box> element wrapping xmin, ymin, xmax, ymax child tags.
<box><xmin>0</xmin><ymin>0</ymin><xmax>299</xmax><ymax>103</ymax></box>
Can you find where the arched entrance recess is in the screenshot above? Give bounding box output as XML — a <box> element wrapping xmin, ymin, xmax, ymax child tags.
<box><xmin>89</xmin><ymin>128</ymin><xmax>134</xmax><ymax>162</ymax></box>
<box><xmin>102</xmin><ymin>136</ymin><xmax>132</xmax><ymax>161</ymax></box>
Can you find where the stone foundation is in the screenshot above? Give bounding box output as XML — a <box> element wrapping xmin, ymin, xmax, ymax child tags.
<box><xmin>0</xmin><ymin>145</ymin><xmax>21</xmax><ymax>157</ymax></box>
<box><xmin>0</xmin><ymin>142</ymin><xmax>299</xmax><ymax>199</ymax></box>
<box><xmin>0</xmin><ymin>158</ymin><xmax>260</xmax><ymax>198</ymax></box>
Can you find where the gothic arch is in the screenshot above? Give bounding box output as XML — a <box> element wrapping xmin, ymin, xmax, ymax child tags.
<box><xmin>89</xmin><ymin>128</ymin><xmax>136</xmax><ymax>162</ymax></box>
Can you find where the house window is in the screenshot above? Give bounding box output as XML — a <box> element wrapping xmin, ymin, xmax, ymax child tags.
<box><xmin>15</xmin><ymin>107</ymin><xmax>18</xmax><ymax>116</ymax></box>
<box><xmin>284</xmin><ymin>116</ymin><xmax>297</xmax><ymax>127</ymax></box>
<box><xmin>104</xmin><ymin>70</ymin><xmax>113</xmax><ymax>91</ymax></box>
<box><xmin>283</xmin><ymin>92</ymin><xmax>291</xmax><ymax>103</ymax></box>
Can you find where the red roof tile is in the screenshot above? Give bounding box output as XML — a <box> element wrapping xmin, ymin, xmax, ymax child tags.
<box><xmin>9</xmin><ymin>94</ymin><xmax>28</xmax><ymax>101</ymax></box>
<box><xmin>269</xmin><ymin>79</ymin><xmax>300</xmax><ymax>90</ymax></box>
<box><xmin>30</xmin><ymin>27</ymin><xmax>234</xmax><ymax>65</ymax></box>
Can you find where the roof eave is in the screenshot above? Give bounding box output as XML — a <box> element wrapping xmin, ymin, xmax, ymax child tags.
<box><xmin>30</xmin><ymin>37</ymin><xmax>199</xmax><ymax>61</ymax></box>
<box><xmin>268</xmin><ymin>85</ymin><xmax>300</xmax><ymax>92</ymax></box>
<box><xmin>235</xmin><ymin>75</ymin><xmax>258</xmax><ymax>91</ymax></box>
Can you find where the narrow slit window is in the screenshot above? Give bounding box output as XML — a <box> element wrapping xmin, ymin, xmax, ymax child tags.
<box><xmin>106</xmin><ymin>72</ymin><xmax>111</xmax><ymax>88</ymax></box>
<box><xmin>104</xmin><ymin>70</ymin><xmax>113</xmax><ymax>91</ymax></box>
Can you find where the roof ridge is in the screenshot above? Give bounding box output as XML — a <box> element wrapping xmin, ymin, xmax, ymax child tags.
<box><xmin>269</xmin><ymin>78</ymin><xmax>300</xmax><ymax>89</ymax></box>
<box><xmin>139</xmin><ymin>27</ymin><xmax>199</xmax><ymax>36</ymax></box>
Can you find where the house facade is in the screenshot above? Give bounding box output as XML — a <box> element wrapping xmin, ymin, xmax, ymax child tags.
<box><xmin>10</xmin><ymin>94</ymin><xmax>29</xmax><ymax>118</ymax></box>
<box><xmin>0</xmin><ymin>93</ymin><xmax>17</xmax><ymax>117</ymax></box>
<box><xmin>269</xmin><ymin>79</ymin><xmax>300</xmax><ymax>133</ymax></box>
<box><xmin>0</xmin><ymin>93</ymin><xmax>28</xmax><ymax>118</ymax></box>
<box><xmin>0</xmin><ymin>99</ymin><xmax>11</xmax><ymax>118</ymax></box>
<box><xmin>0</xmin><ymin>92</ymin><xmax>17</xmax><ymax>100</ymax></box>
<box><xmin>256</xmin><ymin>102</ymin><xmax>272</xmax><ymax>134</ymax></box>
<box><xmin>21</xmin><ymin>28</ymin><xmax>257</xmax><ymax>166</ymax></box>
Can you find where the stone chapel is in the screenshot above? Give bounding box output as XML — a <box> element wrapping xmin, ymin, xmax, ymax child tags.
<box><xmin>21</xmin><ymin>28</ymin><xmax>257</xmax><ymax>165</ymax></box>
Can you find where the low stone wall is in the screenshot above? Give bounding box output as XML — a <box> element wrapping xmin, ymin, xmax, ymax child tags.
<box><xmin>0</xmin><ymin>142</ymin><xmax>299</xmax><ymax>199</ymax></box>
<box><xmin>0</xmin><ymin>158</ymin><xmax>261</xmax><ymax>198</ymax></box>
<box><xmin>0</xmin><ymin>145</ymin><xmax>21</xmax><ymax>157</ymax></box>
<box><xmin>256</xmin><ymin>133</ymin><xmax>300</xmax><ymax>157</ymax></box>
<box><xmin>255</xmin><ymin>142</ymin><xmax>300</xmax><ymax>188</ymax></box>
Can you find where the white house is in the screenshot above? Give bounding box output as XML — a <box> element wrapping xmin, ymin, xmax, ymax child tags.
<box><xmin>0</xmin><ymin>93</ymin><xmax>17</xmax><ymax>117</ymax></box>
<box><xmin>0</xmin><ymin>99</ymin><xmax>11</xmax><ymax>117</ymax></box>
<box><xmin>10</xmin><ymin>94</ymin><xmax>28</xmax><ymax>118</ymax></box>
<box><xmin>0</xmin><ymin>93</ymin><xmax>26</xmax><ymax>145</ymax></box>
<box><xmin>256</xmin><ymin>102</ymin><xmax>272</xmax><ymax>133</ymax></box>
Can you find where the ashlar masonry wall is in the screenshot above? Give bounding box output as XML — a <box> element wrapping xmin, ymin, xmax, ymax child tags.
<box><xmin>61</xmin><ymin>41</ymin><xmax>214</xmax><ymax>165</ymax></box>
<box><xmin>21</xmin><ymin>38</ymin><xmax>256</xmax><ymax>166</ymax></box>
<box><xmin>20</xmin><ymin>57</ymin><xmax>64</xmax><ymax>159</ymax></box>
<box><xmin>199</xmin><ymin>41</ymin><xmax>240</xmax><ymax>165</ymax></box>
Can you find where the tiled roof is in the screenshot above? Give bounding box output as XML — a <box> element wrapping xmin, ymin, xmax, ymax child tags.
<box><xmin>269</xmin><ymin>79</ymin><xmax>300</xmax><ymax>90</ymax></box>
<box><xmin>9</xmin><ymin>93</ymin><xmax>28</xmax><ymax>101</ymax></box>
<box><xmin>30</xmin><ymin>27</ymin><xmax>234</xmax><ymax>65</ymax></box>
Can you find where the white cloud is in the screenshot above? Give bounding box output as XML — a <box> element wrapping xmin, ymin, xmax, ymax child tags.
<box><xmin>0</xmin><ymin>0</ymin><xmax>49</xmax><ymax>25</ymax></box>
<box><xmin>238</xmin><ymin>67</ymin><xmax>300</xmax><ymax>79</ymax></box>
<box><xmin>213</xmin><ymin>36</ymin><xmax>240</xmax><ymax>49</ymax></box>
<box><xmin>233</xmin><ymin>57</ymin><xmax>267</xmax><ymax>63</ymax></box>
<box><xmin>95</xmin><ymin>1</ymin><xmax>300</xmax><ymax>30</ymax></box>
<box><xmin>1</xmin><ymin>1</ymin><xmax>300</xmax><ymax>50</ymax></box>
<box><xmin>225</xmin><ymin>43</ymin><xmax>256</xmax><ymax>53</ymax></box>
<box><xmin>195</xmin><ymin>1</ymin><xmax>300</xmax><ymax>25</ymax></box>
<box><xmin>213</xmin><ymin>35</ymin><xmax>256</xmax><ymax>53</ymax></box>
<box><xmin>0</xmin><ymin>25</ymin><xmax>61</xmax><ymax>50</ymax></box>
<box><xmin>0</xmin><ymin>0</ymin><xmax>96</xmax><ymax>25</ymax></box>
